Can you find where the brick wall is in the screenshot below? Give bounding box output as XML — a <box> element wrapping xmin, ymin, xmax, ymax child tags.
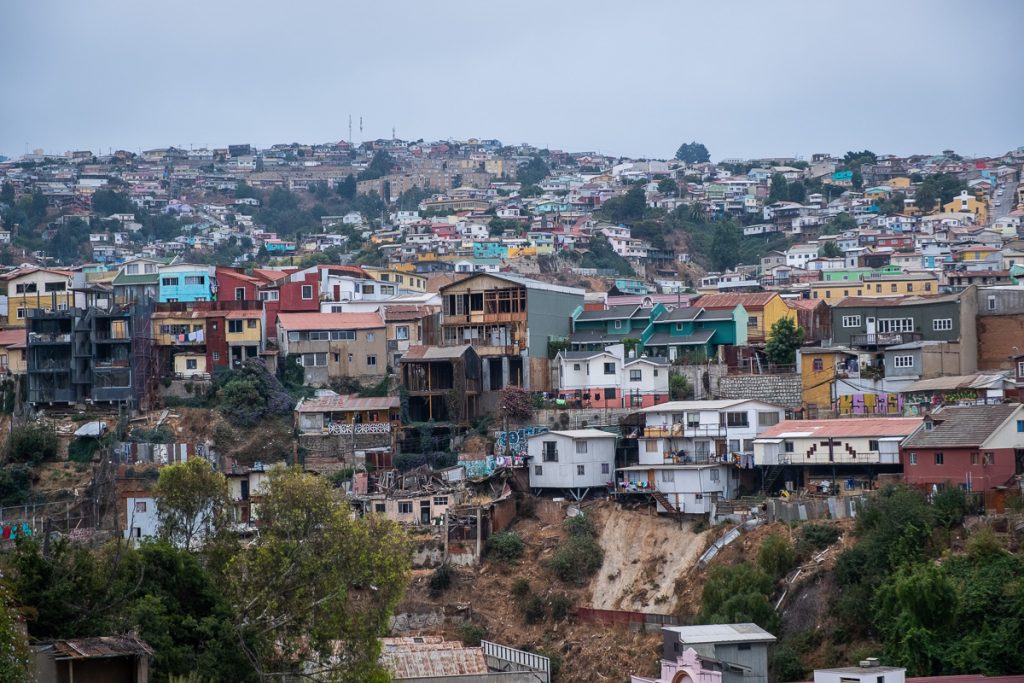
<box><xmin>715</xmin><ymin>373</ymin><xmax>803</xmax><ymax>409</ymax></box>
<box><xmin>976</xmin><ymin>314</ymin><xmax>1024</xmax><ymax>371</ymax></box>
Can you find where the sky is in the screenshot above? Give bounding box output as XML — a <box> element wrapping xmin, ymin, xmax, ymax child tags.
<box><xmin>1</xmin><ymin>0</ymin><xmax>1022</xmax><ymax>161</ymax></box>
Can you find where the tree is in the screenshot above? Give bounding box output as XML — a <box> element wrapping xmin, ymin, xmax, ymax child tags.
<box><xmin>226</xmin><ymin>467</ymin><xmax>411</xmax><ymax>682</ymax></box>
<box><xmin>768</xmin><ymin>173</ymin><xmax>789</xmax><ymax>204</ymax></box>
<box><xmin>819</xmin><ymin>240</ymin><xmax>842</xmax><ymax>258</ymax></box>
<box><xmin>675</xmin><ymin>142</ymin><xmax>711</xmax><ymax>164</ymax></box>
<box><xmin>90</xmin><ymin>189</ymin><xmax>135</xmax><ymax>216</ymax></box>
<box><xmin>765</xmin><ymin>317</ymin><xmax>805</xmax><ymax>366</ymax></box>
<box><xmin>517</xmin><ymin>156</ymin><xmax>550</xmax><ymax>186</ymax></box>
<box><xmin>154</xmin><ymin>458</ymin><xmax>229</xmax><ymax>551</ymax></box>
<box><xmin>699</xmin><ymin>563</ymin><xmax>777</xmax><ymax>631</ymax></box>
<box><xmin>337</xmin><ymin>173</ymin><xmax>356</xmax><ymax>200</ymax></box>
<box><xmin>7</xmin><ymin>424</ymin><xmax>58</xmax><ymax>465</ymax></box>
<box><xmin>357</xmin><ymin>151</ymin><xmax>395</xmax><ymax>182</ymax></box>
<box><xmin>234</xmin><ymin>181</ymin><xmax>261</xmax><ymax>201</ymax></box>
<box><xmin>658</xmin><ymin>177</ymin><xmax>679</xmax><ymax>196</ymax></box>
<box><xmin>0</xmin><ymin>582</ymin><xmax>30</xmax><ymax>683</ymax></box>
<box><xmin>820</xmin><ymin>212</ymin><xmax>857</xmax><ymax>235</ymax></box>
<box><xmin>0</xmin><ymin>181</ymin><xmax>14</xmax><ymax>207</ymax></box>
<box><xmin>787</xmin><ymin>180</ymin><xmax>806</xmax><ymax>203</ymax></box>
<box><xmin>710</xmin><ymin>224</ymin><xmax>740</xmax><ymax>272</ymax></box>
<box><xmin>214</xmin><ymin>359</ymin><xmax>294</xmax><ymax>427</ymax></box>
<box><xmin>498</xmin><ymin>385</ymin><xmax>534</xmax><ymax>424</ymax></box>
<box><xmin>599</xmin><ymin>185</ymin><xmax>646</xmax><ymax>223</ymax></box>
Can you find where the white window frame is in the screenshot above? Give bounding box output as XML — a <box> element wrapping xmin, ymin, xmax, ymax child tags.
<box><xmin>893</xmin><ymin>355</ymin><xmax>914</xmax><ymax>368</ymax></box>
<box><xmin>877</xmin><ymin>317</ymin><xmax>914</xmax><ymax>333</ymax></box>
<box><xmin>841</xmin><ymin>315</ymin><xmax>861</xmax><ymax>328</ymax></box>
<box><xmin>575</xmin><ymin>440</ymin><xmax>588</xmax><ymax>454</ymax></box>
<box><xmin>932</xmin><ymin>318</ymin><xmax>953</xmax><ymax>331</ymax></box>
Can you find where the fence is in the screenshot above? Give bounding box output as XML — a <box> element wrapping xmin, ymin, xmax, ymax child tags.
<box><xmin>112</xmin><ymin>441</ymin><xmax>209</xmax><ymax>465</ymax></box>
<box><xmin>482</xmin><ymin>640</ymin><xmax>551</xmax><ymax>675</ymax></box>
<box><xmin>766</xmin><ymin>494</ymin><xmax>868</xmax><ymax>523</ymax></box>
<box><xmin>572</xmin><ymin>607</ymin><xmax>680</xmax><ymax>633</ymax></box>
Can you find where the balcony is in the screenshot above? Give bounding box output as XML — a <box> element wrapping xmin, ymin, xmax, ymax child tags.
<box><xmin>28</xmin><ymin>333</ymin><xmax>72</xmax><ymax>345</ymax></box>
<box><xmin>850</xmin><ymin>332</ymin><xmax>922</xmax><ymax>347</ymax></box>
<box><xmin>644</xmin><ymin>424</ymin><xmax>729</xmax><ymax>438</ymax></box>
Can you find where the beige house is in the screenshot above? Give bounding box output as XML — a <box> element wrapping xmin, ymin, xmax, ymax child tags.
<box><xmin>277</xmin><ymin>311</ymin><xmax>388</xmax><ymax>386</ymax></box>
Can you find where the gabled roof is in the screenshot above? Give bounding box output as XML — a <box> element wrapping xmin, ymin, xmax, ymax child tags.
<box><xmin>0</xmin><ymin>328</ymin><xmax>26</xmax><ymax>349</ymax></box>
<box><xmin>902</xmin><ymin>404</ymin><xmax>1021</xmax><ymax>448</ymax></box>
<box><xmin>693</xmin><ymin>292</ymin><xmax>778</xmax><ymax>309</ymax></box>
<box><xmin>295</xmin><ymin>394</ymin><xmax>400</xmax><ymax>413</ymax></box>
<box><xmin>643</xmin><ymin>330</ymin><xmax>716</xmax><ymax>347</ymax></box>
<box><xmin>575</xmin><ymin>304</ymin><xmax>640</xmax><ymax>322</ymax></box>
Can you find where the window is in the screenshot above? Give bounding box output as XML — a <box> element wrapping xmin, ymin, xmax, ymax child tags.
<box><xmin>577</xmin><ymin>465</ymin><xmax>585</xmax><ymax>476</ymax></box>
<box><xmin>893</xmin><ymin>355</ymin><xmax>914</xmax><ymax>368</ymax></box>
<box><xmin>660</xmin><ymin>470</ymin><xmax>675</xmax><ymax>483</ymax></box>
<box><xmin>645</xmin><ymin>440</ymin><xmax>658</xmax><ymax>452</ymax></box>
<box><xmin>374</xmin><ymin>503</ymin><xmax>385</xmax><ymax>513</ymax></box>
<box><xmin>738</xmin><ymin>644</ymin><xmax>751</xmax><ymax>652</ymax></box>
<box><xmin>534</xmin><ymin>465</ymin><xmax>543</xmax><ymax>476</ymax></box>
<box><xmin>724</xmin><ymin>411</ymin><xmax>749</xmax><ymax>427</ymax></box>
<box><xmin>258</xmin><ymin>290</ymin><xmax>279</xmax><ymax>301</ymax></box>
<box><xmin>15</xmin><ymin>308</ymin><xmax>25</xmax><ymax>320</ymax></box>
<box><xmin>308</xmin><ymin>331</ymin><xmax>330</xmax><ymax>341</ymax></box>
<box><xmin>685</xmin><ymin>412</ymin><xmax>700</xmax><ymax>429</ymax></box>
<box><xmin>301</xmin><ymin>353</ymin><xmax>327</xmax><ymax>367</ymax></box>
<box><xmin>330</xmin><ymin>330</ymin><xmax>356</xmax><ymax>341</ymax></box>
<box><xmin>748</xmin><ymin>316</ymin><xmax>758</xmax><ymax>327</ymax></box>
<box><xmin>842</xmin><ymin>315</ymin><xmax>862</xmax><ymax>328</ymax></box>
<box><xmin>301</xmin><ymin>285</ymin><xmax>313</xmax><ymax>300</ymax></box>
<box><xmin>575</xmin><ymin>441</ymin><xmax>588</xmax><ymax>454</ymax></box>
<box><xmin>629</xmin><ymin>369</ymin><xmax>642</xmax><ymax>382</ymax></box>
<box><xmin>988</xmin><ymin>295</ymin><xmax>996</xmax><ymax>311</ymax></box>
<box><xmin>877</xmin><ymin>318</ymin><xmax>914</xmax><ymax>333</ymax></box>
<box><xmin>934</xmin><ymin>452</ymin><xmax>944</xmax><ymax>465</ymax></box>
<box><xmin>366</xmin><ymin>332</ymin><xmax>376</xmax><ymax>342</ymax></box>
<box><xmin>543</xmin><ymin>441</ymin><xmax>558</xmax><ymax>462</ymax></box>
<box><xmin>235</xmin><ymin>287</ymin><xmax>246</xmax><ymax>300</ymax></box>
<box><xmin>603</xmin><ymin>362</ymin><xmax>616</xmax><ymax>375</ymax></box>
<box><xmin>247</xmin><ymin>319</ymin><xmax>257</xmax><ymax>329</ymax></box>
<box><xmin>868</xmin><ymin>440</ymin><xmax>879</xmax><ymax>451</ymax></box>
<box><xmin>228</xmin><ymin>320</ymin><xmax>243</xmax><ymax>333</ymax></box>
<box><xmin>398</xmin><ymin>502</ymin><xmax>413</xmax><ymax>514</ymax></box>
<box><xmin>757</xmin><ymin>412</ymin><xmax>780</xmax><ymax>427</ymax></box>
<box><xmin>601</xmin><ymin>463</ymin><xmax>610</xmax><ymax>475</ymax></box>
<box><xmin>14</xmin><ymin>283</ymin><xmax>36</xmax><ymax>294</ymax></box>
<box><xmin>212</xmin><ymin>352</ymin><xmax>220</xmax><ymax>361</ymax></box>
<box><xmin>161</xmin><ymin>277</ymin><xmax>179</xmax><ymax>287</ymax></box>
<box><xmin>909</xmin><ymin>452</ymin><xmax>917</xmax><ymax>465</ymax></box>
<box><xmin>573</xmin><ymin>363</ymin><xmax>581</xmax><ymax>371</ymax></box>
<box><xmin>890</xmin><ymin>283</ymin><xmax>897</xmax><ymax>292</ymax></box>
<box><xmin>367</xmin><ymin>355</ymin><xmax>377</xmax><ymax>367</ymax></box>
<box><xmin>184</xmin><ymin>275</ymin><xmax>205</xmax><ymax>285</ymax></box>
<box><xmin>813</xmin><ymin>358</ymin><xmax>824</xmax><ymax>371</ymax></box>
<box><xmin>605</xmin><ymin>388</ymin><xmax>616</xmax><ymax>400</ymax></box>
<box><xmin>134</xmin><ymin>501</ymin><xmax>147</xmax><ymax>513</ymax></box>
<box><xmin>925</xmin><ymin>283</ymin><xmax>932</xmax><ymax>292</ymax></box>
<box><xmin>396</xmin><ymin>326</ymin><xmax>409</xmax><ymax>340</ymax></box>
<box><xmin>614</xmin><ymin>320</ymin><xmax>622</xmax><ymax>329</ymax></box>
<box><xmin>932</xmin><ymin>318</ymin><xmax>953</xmax><ymax>331</ymax></box>
<box><xmin>729</xmin><ymin>439</ymin><xmax>740</xmax><ymax>453</ymax></box>
<box><xmin>784</xmin><ymin>441</ymin><xmax>794</xmax><ymax>453</ymax></box>
<box><xmin>186</xmin><ymin>358</ymin><xmax>198</xmax><ymax>370</ymax></box>
<box><xmin>1017</xmin><ymin>420</ymin><xmax>1024</xmax><ymax>433</ymax></box>
<box><xmin>433</xmin><ymin>496</ymin><xmax>448</xmax><ymax>506</ymax></box>
<box><xmin>44</xmin><ymin>282</ymin><xmax>66</xmax><ymax>292</ymax></box>
<box><xmin>654</xmin><ymin>369</ymin><xmax>659</xmax><ymax>377</ymax></box>
<box><xmin>710</xmin><ymin>469</ymin><xmax>720</xmax><ymax>482</ymax></box>
<box><xmin>983</xmin><ymin>451</ymin><xmax>995</xmax><ymax>466</ymax></box>
<box><xmin>970</xmin><ymin>451</ymin><xmax>979</xmax><ymax>465</ymax></box>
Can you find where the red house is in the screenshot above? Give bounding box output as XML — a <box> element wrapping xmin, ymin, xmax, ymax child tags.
<box><xmin>900</xmin><ymin>404</ymin><xmax>1024</xmax><ymax>491</ymax></box>
<box><xmin>215</xmin><ymin>266</ymin><xmax>264</xmax><ymax>303</ymax></box>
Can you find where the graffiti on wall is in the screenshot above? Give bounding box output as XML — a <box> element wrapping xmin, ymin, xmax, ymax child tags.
<box><xmin>494</xmin><ymin>426</ymin><xmax>549</xmax><ymax>457</ymax></box>
<box><xmin>834</xmin><ymin>393</ymin><xmax>904</xmax><ymax>416</ymax></box>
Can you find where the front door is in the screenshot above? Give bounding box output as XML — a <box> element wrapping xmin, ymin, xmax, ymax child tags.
<box><xmin>420</xmin><ymin>501</ymin><xmax>431</xmax><ymax>524</ymax></box>
<box><xmin>866</xmin><ymin>317</ymin><xmax>876</xmax><ymax>335</ymax></box>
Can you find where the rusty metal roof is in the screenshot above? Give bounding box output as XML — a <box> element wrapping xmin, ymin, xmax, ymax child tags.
<box><xmin>295</xmin><ymin>394</ymin><xmax>400</xmax><ymax>413</ymax></box>
<box><xmin>50</xmin><ymin>635</ymin><xmax>154</xmax><ymax>660</ymax></box>
<box><xmin>380</xmin><ymin>637</ymin><xmax>488</xmax><ymax>677</ymax></box>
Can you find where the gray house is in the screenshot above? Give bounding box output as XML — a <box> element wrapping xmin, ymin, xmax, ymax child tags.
<box><xmin>829</xmin><ymin>287</ymin><xmax>977</xmax><ymax>375</ymax></box>
<box><xmin>661</xmin><ymin>623</ymin><xmax>776</xmax><ymax>683</ymax></box>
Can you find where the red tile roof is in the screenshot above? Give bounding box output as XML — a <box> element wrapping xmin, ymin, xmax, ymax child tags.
<box><xmin>758</xmin><ymin>418</ymin><xmax>922</xmax><ymax>439</ymax></box>
<box><xmin>277</xmin><ymin>311</ymin><xmax>384</xmax><ymax>331</ymax></box>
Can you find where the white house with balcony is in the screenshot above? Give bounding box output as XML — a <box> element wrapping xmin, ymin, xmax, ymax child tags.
<box><xmin>617</xmin><ymin>400</ymin><xmax>786</xmax><ymax>515</ymax></box>
<box><xmin>752</xmin><ymin>417</ymin><xmax>920</xmax><ymax>493</ymax></box>
<box><xmin>555</xmin><ymin>345</ymin><xmax>671</xmax><ymax>409</ymax></box>
<box><xmin>527</xmin><ymin>429</ymin><xmax>617</xmax><ymax>499</ymax></box>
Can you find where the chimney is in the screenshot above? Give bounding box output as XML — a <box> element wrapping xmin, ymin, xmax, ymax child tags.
<box><xmin>860</xmin><ymin>658</ymin><xmax>880</xmax><ymax>668</ymax></box>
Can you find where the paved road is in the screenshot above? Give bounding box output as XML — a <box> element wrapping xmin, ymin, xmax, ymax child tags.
<box><xmin>990</xmin><ymin>180</ymin><xmax>1018</xmax><ymax>223</ymax></box>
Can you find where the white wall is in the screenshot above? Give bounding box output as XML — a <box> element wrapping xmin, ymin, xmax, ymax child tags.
<box><xmin>528</xmin><ymin>434</ymin><xmax>616</xmax><ymax>489</ymax></box>
<box><xmin>124</xmin><ymin>496</ymin><xmax>160</xmax><ymax>542</ymax></box>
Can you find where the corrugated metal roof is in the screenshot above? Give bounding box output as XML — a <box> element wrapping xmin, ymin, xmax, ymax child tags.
<box><xmin>400</xmin><ymin>344</ymin><xmax>473</xmax><ymax>361</ymax></box>
<box><xmin>903</xmin><ymin>404</ymin><xmax>1021</xmax><ymax>448</ymax></box>
<box><xmin>277</xmin><ymin>311</ymin><xmax>384</xmax><ymax>331</ymax></box>
<box><xmin>757</xmin><ymin>418</ymin><xmax>922</xmax><ymax>439</ymax></box>
<box><xmin>50</xmin><ymin>635</ymin><xmax>154</xmax><ymax>660</ymax></box>
<box><xmin>295</xmin><ymin>394</ymin><xmax>400</xmax><ymax>413</ymax></box>
<box><xmin>380</xmin><ymin>638</ymin><xmax>489</xmax><ymax>677</ymax></box>
<box><xmin>693</xmin><ymin>292</ymin><xmax>779</xmax><ymax>309</ymax></box>
<box><xmin>663</xmin><ymin>623</ymin><xmax>777</xmax><ymax>644</ymax></box>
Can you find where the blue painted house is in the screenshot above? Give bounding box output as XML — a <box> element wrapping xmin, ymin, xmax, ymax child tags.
<box><xmin>473</xmin><ymin>241</ymin><xmax>508</xmax><ymax>259</ymax></box>
<box><xmin>157</xmin><ymin>263</ymin><xmax>216</xmax><ymax>303</ymax></box>
<box><xmin>641</xmin><ymin>304</ymin><xmax>748</xmax><ymax>362</ymax></box>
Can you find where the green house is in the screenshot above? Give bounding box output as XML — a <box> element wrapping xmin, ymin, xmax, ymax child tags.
<box><xmin>569</xmin><ymin>304</ymin><xmax>662</xmax><ymax>351</ymax></box>
<box><xmin>640</xmin><ymin>304</ymin><xmax>748</xmax><ymax>362</ymax></box>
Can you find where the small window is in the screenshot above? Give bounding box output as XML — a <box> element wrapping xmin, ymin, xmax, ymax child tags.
<box><xmin>432</xmin><ymin>496</ymin><xmax>448</xmax><ymax>506</ymax></box>
<box><xmin>933</xmin><ymin>318</ymin><xmax>953</xmax><ymax>331</ymax></box>
<box><xmin>367</xmin><ymin>355</ymin><xmax>377</xmax><ymax>367</ymax></box>
<box><xmin>614</xmin><ymin>320</ymin><xmax>622</xmax><ymax>329</ymax></box>
<box><xmin>366</xmin><ymin>332</ymin><xmax>375</xmax><ymax>342</ymax></box>
<box><xmin>247</xmin><ymin>319</ymin><xmax>257</xmax><ymax>329</ymax></box>
<box><xmin>1017</xmin><ymin>420</ymin><xmax>1024</xmax><ymax>433</ymax></box>
<box><xmin>543</xmin><ymin>442</ymin><xmax>558</xmax><ymax>462</ymax></box>
<box><xmin>396</xmin><ymin>326</ymin><xmax>409</xmax><ymax>340</ymax></box>
<box><xmin>235</xmin><ymin>287</ymin><xmax>246</xmax><ymax>300</ymax></box>
<box><xmin>605</xmin><ymin>388</ymin><xmax>616</xmax><ymax>400</ymax></box>
<box><xmin>134</xmin><ymin>501</ymin><xmax>147</xmax><ymax>513</ymax></box>
<box><xmin>374</xmin><ymin>503</ymin><xmax>386</xmax><ymax>513</ymax></box>
<box><xmin>186</xmin><ymin>358</ymin><xmax>198</xmax><ymax>370</ymax></box>
<box><xmin>737</xmin><ymin>643</ymin><xmax>751</xmax><ymax>652</ymax></box>
<box><xmin>601</xmin><ymin>463</ymin><xmax>610</xmax><ymax>475</ymax></box>
<box><xmin>184</xmin><ymin>275</ymin><xmax>205</xmax><ymax>285</ymax></box>
<box><xmin>573</xmin><ymin>363</ymin><xmax>581</xmax><ymax>371</ymax></box>
<box><xmin>842</xmin><ymin>315</ymin><xmax>861</xmax><ymax>328</ymax></box>
<box><xmin>748</xmin><ymin>316</ymin><xmax>758</xmax><ymax>327</ymax></box>
<box><xmin>813</xmin><ymin>358</ymin><xmax>823</xmax><ymax>371</ymax></box>
<box><xmin>212</xmin><ymin>352</ymin><xmax>220</xmax><ymax>361</ymax></box>
<box><xmin>757</xmin><ymin>412</ymin><xmax>780</xmax><ymax>427</ymax></box>
<box><xmin>629</xmin><ymin>369</ymin><xmax>642</xmax><ymax>382</ymax></box>
<box><xmin>893</xmin><ymin>355</ymin><xmax>914</xmax><ymax>368</ymax></box>
<box><xmin>970</xmin><ymin>451</ymin><xmax>979</xmax><ymax>465</ymax></box>
<box><xmin>228</xmin><ymin>320</ymin><xmax>243</xmax><ymax>333</ymax></box>
<box><xmin>784</xmin><ymin>440</ymin><xmax>794</xmax><ymax>453</ymax></box>
<box><xmin>645</xmin><ymin>440</ymin><xmax>658</xmax><ymax>452</ymax></box>
<box><xmin>577</xmin><ymin>465</ymin><xmax>585</xmax><ymax>476</ymax></box>
<box><xmin>301</xmin><ymin>285</ymin><xmax>314</xmax><ymax>300</ymax></box>
<box><xmin>534</xmin><ymin>465</ymin><xmax>543</xmax><ymax>476</ymax></box>
<box><xmin>909</xmin><ymin>452</ymin><xmax>917</xmax><ymax>465</ymax></box>
<box><xmin>575</xmin><ymin>440</ymin><xmax>588</xmax><ymax>454</ymax></box>
<box><xmin>987</xmin><ymin>295</ymin><xmax>996</xmax><ymax>311</ymax></box>
<box><xmin>983</xmin><ymin>451</ymin><xmax>995</xmax><ymax>466</ymax></box>
<box><xmin>603</xmin><ymin>362</ymin><xmax>616</xmax><ymax>375</ymax></box>
<box><xmin>709</xmin><ymin>469</ymin><xmax>720</xmax><ymax>482</ymax></box>
<box><xmin>660</xmin><ymin>470</ymin><xmax>674</xmax><ymax>483</ymax></box>
<box><xmin>935</xmin><ymin>452</ymin><xmax>944</xmax><ymax>465</ymax></box>
<box><xmin>398</xmin><ymin>502</ymin><xmax>413</xmax><ymax>514</ymax></box>
<box><xmin>868</xmin><ymin>440</ymin><xmax>879</xmax><ymax>451</ymax></box>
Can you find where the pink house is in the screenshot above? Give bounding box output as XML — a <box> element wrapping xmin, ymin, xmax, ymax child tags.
<box><xmin>632</xmin><ymin>647</ymin><xmax>724</xmax><ymax>683</ymax></box>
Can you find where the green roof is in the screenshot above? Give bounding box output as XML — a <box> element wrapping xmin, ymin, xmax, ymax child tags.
<box><xmin>112</xmin><ymin>272</ymin><xmax>159</xmax><ymax>285</ymax></box>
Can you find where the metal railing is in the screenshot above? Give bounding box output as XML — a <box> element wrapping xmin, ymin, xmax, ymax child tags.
<box><xmin>482</xmin><ymin>640</ymin><xmax>550</xmax><ymax>673</ymax></box>
<box><xmin>851</xmin><ymin>332</ymin><xmax>922</xmax><ymax>346</ymax></box>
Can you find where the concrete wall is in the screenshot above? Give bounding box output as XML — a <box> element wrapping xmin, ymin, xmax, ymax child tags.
<box><xmin>525</xmin><ymin>287</ymin><xmax>583</xmax><ymax>357</ymax></box>
<box><xmin>716</xmin><ymin>374</ymin><xmax>802</xmax><ymax>409</ymax></box>
<box><xmin>671</xmin><ymin>364</ymin><xmax>729</xmax><ymax>401</ymax></box>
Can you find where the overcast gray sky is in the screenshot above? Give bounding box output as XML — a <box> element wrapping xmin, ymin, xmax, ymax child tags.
<box><xmin>2</xmin><ymin>0</ymin><xmax>1022</xmax><ymax>161</ymax></box>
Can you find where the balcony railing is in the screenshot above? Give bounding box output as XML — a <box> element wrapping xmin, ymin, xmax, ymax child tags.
<box><xmin>644</xmin><ymin>424</ymin><xmax>730</xmax><ymax>438</ymax></box>
<box><xmin>850</xmin><ymin>332</ymin><xmax>922</xmax><ymax>346</ymax></box>
<box><xmin>28</xmin><ymin>333</ymin><xmax>72</xmax><ymax>344</ymax></box>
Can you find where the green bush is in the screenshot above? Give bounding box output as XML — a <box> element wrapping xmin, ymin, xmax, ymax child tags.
<box><xmin>7</xmin><ymin>424</ymin><xmax>58</xmax><ymax>465</ymax></box>
<box><xmin>486</xmin><ymin>531</ymin><xmax>525</xmax><ymax>562</ymax></box>
<box><xmin>757</xmin><ymin>533</ymin><xmax>797</xmax><ymax>580</ymax></box>
<box><xmin>550</xmin><ymin>593</ymin><xmax>572</xmax><ymax>621</ymax></box>
<box><xmin>429</xmin><ymin>563</ymin><xmax>453</xmax><ymax>592</ymax></box>
<box><xmin>456</xmin><ymin>621</ymin><xmax>487</xmax><ymax>647</ymax></box>
<box><xmin>547</xmin><ymin>535</ymin><xmax>603</xmax><ymax>585</ymax></box>
<box><xmin>511</xmin><ymin>577</ymin><xmax>531</xmax><ymax>598</ymax></box>
<box><xmin>0</xmin><ymin>465</ymin><xmax>32</xmax><ymax>507</ymax></box>
<box><xmin>699</xmin><ymin>563</ymin><xmax>777</xmax><ymax>632</ymax></box>
<box><xmin>521</xmin><ymin>595</ymin><xmax>545</xmax><ymax>624</ymax></box>
<box><xmin>67</xmin><ymin>437</ymin><xmax>99</xmax><ymax>464</ymax></box>
<box><xmin>800</xmin><ymin>523</ymin><xmax>840</xmax><ymax>551</ymax></box>
<box><xmin>564</xmin><ymin>513</ymin><xmax>596</xmax><ymax>538</ymax></box>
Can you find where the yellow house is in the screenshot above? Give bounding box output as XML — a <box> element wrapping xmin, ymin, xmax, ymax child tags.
<box><xmin>362</xmin><ymin>267</ymin><xmax>428</xmax><ymax>293</ymax></box>
<box><xmin>798</xmin><ymin>347</ymin><xmax>853</xmax><ymax>416</ymax></box>
<box><xmin>0</xmin><ymin>329</ymin><xmax>27</xmax><ymax>375</ymax></box>
<box><xmin>888</xmin><ymin>176</ymin><xmax>911</xmax><ymax>190</ymax></box>
<box><xmin>810</xmin><ymin>273</ymin><xmax>938</xmax><ymax>301</ymax></box>
<box><xmin>692</xmin><ymin>292</ymin><xmax>794</xmax><ymax>344</ymax></box>
<box><xmin>1</xmin><ymin>268</ymin><xmax>78</xmax><ymax>327</ymax></box>
<box><xmin>225</xmin><ymin>310</ymin><xmax>263</xmax><ymax>365</ymax></box>
<box><xmin>943</xmin><ymin>190</ymin><xmax>988</xmax><ymax>224</ymax></box>
<box><xmin>174</xmin><ymin>352</ymin><xmax>207</xmax><ymax>378</ymax></box>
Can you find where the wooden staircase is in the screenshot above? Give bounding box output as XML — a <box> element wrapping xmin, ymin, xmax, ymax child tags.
<box><xmin>651</xmin><ymin>490</ymin><xmax>679</xmax><ymax>514</ymax></box>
